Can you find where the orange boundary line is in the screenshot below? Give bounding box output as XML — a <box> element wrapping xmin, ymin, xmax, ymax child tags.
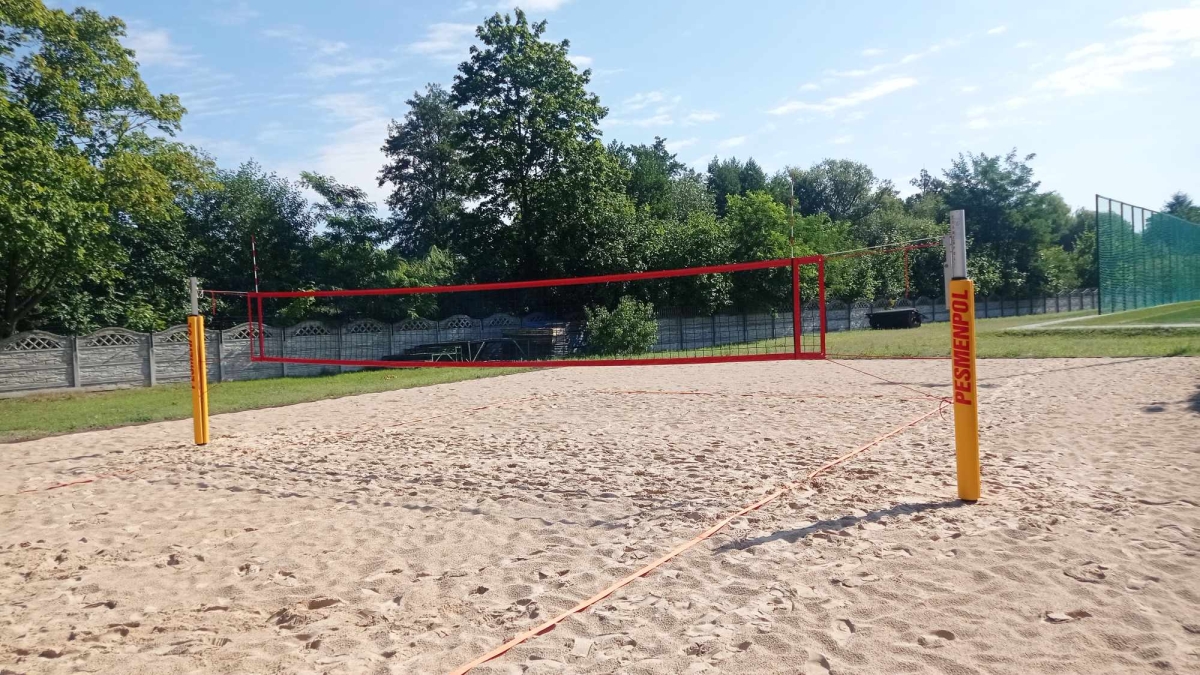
<box><xmin>447</xmin><ymin>399</ymin><xmax>949</xmax><ymax>674</ymax></box>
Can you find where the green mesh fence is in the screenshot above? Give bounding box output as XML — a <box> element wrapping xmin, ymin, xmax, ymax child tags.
<box><xmin>1097</xmin><ymin>195</ymin><xmax>1200</xmax><ymax>314</ymax></box>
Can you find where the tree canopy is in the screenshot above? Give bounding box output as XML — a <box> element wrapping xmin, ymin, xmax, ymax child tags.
<box><xmin>1</xmin><ymin>1</ymin><xmax>1174</xmax><ymax>338</ymax></box>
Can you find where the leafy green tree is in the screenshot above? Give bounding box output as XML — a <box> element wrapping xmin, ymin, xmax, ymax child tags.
<box><xmin>379</xmin><ymin>84</ymin><xmax>466</xmax><ymax>255</ymax></box>
<box><xmin>530</xmin><ymin>143</ymin><xmax>645</xmax><ymax>279</ymax></box>
<box><xmin>0</xmin><ymin>0</ymin><xmax>196</xmax><ymax>336</ymax></box>
<box><xmin>303</xmin><ymin>171</ymin><xmax>396</xmax><ymax>289</ymax></box>
<box><xmin>610</xmin><ymin>136</ymin><xmax>684</xmax><ymax>218</ymax></box>
<box><xmin>738</xmin><ymin>158</ymin><xmax>767</xmax><ymax>194</ymax></box>
<box><xmin>794</xmin><ymin>159</ymin><xmax>890</xmax><ymax>224</ymax></box>
<box><xmin>1163</xmin><ymin>192</ymin><xmax>1199</xmax><ymax>223</ymax></box>
<box><xmin>724</xmin><ymin>191</ymin><xmax>799</xmax><ymax>311</ymax></box>
<box><xmin>706</xmin><ymin>156</ymin><xmax>744</xmax><ymax>217</ymax></box>
<box><xmin>661</xmin><ymin>169</ymin><xmax>715</xmax><ymax>223</ymax></box>
<box><xmin>941</xmin><ymin>150</ymin><xmax>1052</xmax><ymax>294</ymax></box>
<box><xmin>1034</xmin><ymin>246</ymin><xmax>1081</xmax><ymax>293</ymax></box>
<box><xmin>184</xmin><ymin>162</ymin><xmax>314</xmax><ymax>305</ymax></box>
<box><xmin>451</xmin><ymin>9</ymin><xmax>615</xmax><ymax>281</ymax></box>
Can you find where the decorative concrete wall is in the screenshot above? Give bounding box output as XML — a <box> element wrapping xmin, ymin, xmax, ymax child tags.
<box><xmin>0</xmin><ymin>289</ymin><xmax>1098</xmax><ymax>395</ymax></box>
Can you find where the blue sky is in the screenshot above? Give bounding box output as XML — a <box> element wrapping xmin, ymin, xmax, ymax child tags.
<box><xmin>84</xmin><ymin>0</ymin><xmax>1200</xmax><ymax>212</ymax></box>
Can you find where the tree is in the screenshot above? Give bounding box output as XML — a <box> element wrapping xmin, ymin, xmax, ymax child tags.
<box><xmin>379</xmin><ymin>84</ymin><xmax>465</xmax><ymax>255</ymax></box>
<box><xmin>706</xmin><ymin>156</ymin><xmax>743</xmax><ymax>217</ymax></box>
<box><xmin>1</xmin><ymin>0</ymin><xmax>193</xmax><ymax>336</ymax></box>
<box><xmin>941</xmin><ymin>149</ymin><xmax>1052</xmax><ymax>294</ymax></box>
<box><xmin>724</xmin><ymin>191</ymin><xmax>798</xmax><ymax>311</ymax></box>
<box><xmin>451</xmin><ymin>9</ymin><xmax>611</xmax><ymax>280</ymax></box>
<box><xmin>184</xmin><ymin>162</ymin><xmax>314</xmax><ymax>299</ymax></box>
<box><xmin>738</xmin><ymin>158</ymin><xmax>767</xmax><ymax>194</ymax></box>
<box><xmin>794</xmin><ymin>159</ymin><xmax>890</xmax><ymax>224</ymax></box>
<box><xmin>1163</xmin><ymin>192</ymin><xmax>1200</xmax><ymax>223</ymax></box>
<box><xmin>611</xmin><ymin>136</ymin><xmax>684</xmax><ymax>218</ymax></box>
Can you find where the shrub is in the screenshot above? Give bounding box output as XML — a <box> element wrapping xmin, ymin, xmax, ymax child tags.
<box><xmin>584</xmin><ymin>296</ymin><xmax>658</xmax><ymax>356</ymax></box>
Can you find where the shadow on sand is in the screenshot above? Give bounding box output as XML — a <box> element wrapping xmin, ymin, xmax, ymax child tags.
<box><xmin>716</xmin><ymin>499</ymin><xmax>969</xmax><ymax>553</ymax></box>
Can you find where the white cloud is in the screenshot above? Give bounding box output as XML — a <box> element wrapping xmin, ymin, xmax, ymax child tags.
<box><xmin>498</xmin><ymin>0</ymin><xmax>571</xmax><ymax>10</ymax></box>
<box><xmin>263</xmin><ymin>25</ymin><xmax>390</xmax><ymax>78</ymax></box>
<box><xmin>124</xmin><ymin>26</ymin><xmax>195</xmax><ymax>68</ymax></box>
<box><xmin>606</xmin><ymin>113</ymin><xmax>673</xmax><ymax>128</ymax></box>
<box><xmin>799</xmin><ymin>82</ymin><xmax>819</xmax><ymax>91</ymax></box>
<box><xmin>308</xmin><ymin>57</ymin><xmax>392</xmax><ymax>79</ymax></box>
<box><xmin>1066</xmin><ymin>43</ymin><xmax>1105</xmax><ymax>61</ymax></box>
<box><xmin>304</xmin><ymin>94</ymin><xmax>392</xmax><ymax>205</ymax></box>
<box><xmin>317</xmin><ymin>41</ymin><xmax>349</xmax><ymax>56</ymax></box>
<box><xmin>256</xmin><ymin>121</ymin><xmax>301</xmax><ymax>145</ymax></box>
<box><xmin>987</xmin><ymin>25</ymin><xmax>1008</xmax><ymax>35</ymax></box>
<box><xmin>829</xmin><ymin>134</ymin><xmax>854</xmax><ymax>145</ymax></box>
<box><xmin>665</xmin><ymin>137</ymin><xmax>697</xmax><ymax>153</ymax></box>
<box><xmin>1014</xmin><ymin>41</ymin><xmax>1034</xmax><ymax>49</ymax></box>
<box><xmin>408</xmin><ymin>23</ymin><xmax>476</xmax><ymax>62</ymax></box>
<box><xmin>967</xmin><ymin>118</ymin><xmax>991</xmax><ymax>130</ymax></box>
<box><xmin>846</xmin><ymin>111</ymin><xmax>866</xmax><ymax>121</ymax></box>
<box><xmin>1035</xmin><ymin>6</ymin><xmax>1200</xmax><ymax>96</ymax></box>
<box><xmin>768</xmin><ymin>76</ymin><xmax>918</xmax><ymax>114</ymax></box>
<box><xmin>622</xmin><ymin>91</ymin><xmax>665</xmax><ymax>111</ymax></box>
<box><xmin>262</xmin><ymin>25</ymin><xmax>304</xmax><ymax>42</ymax></box>
<box><xmin>832</xmin><ymin>37</ymin><xmax>960</xmax><ymax>79</ymax></box>
<box><xmin>212</xmin><ymin>1</ymin><xmax>259</xmax><ymax>26</ymax></box>
<box><xmin>568</xmin><ymin>55</ymin><xmax>593</xmax><ymax>68</ymax></box>
<box><xmin>683</xmin><ymin>111</ymin><xmax>719</xmax><ymax>125</ymax></box>
<box><xmin>961</xmin><ymin>85</ymin><xmax>980</xmax><ymax>93</ymax></box>
<box><xmin>717</xmin><ymin>135</ymin><xmax>746</xmax><ymax>149</ymax></box>
<box><xmin>829</xmin><ymin>63</ymin><xmax>888</xmax><ymax>78</ymax></box>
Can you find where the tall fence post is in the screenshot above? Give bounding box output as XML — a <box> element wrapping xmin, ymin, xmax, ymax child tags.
<box><xmin>71</xmin><ymin>336</ymin><xmax>82</xmax><ymax>389</ymax></box>
<box><xmin>147</xmin><ymin>331</ymin><xmax>157</xmax><ymax>387</ymax></box>
<box><xmin>337</xmin><ymin>325</ymin><xmax>345</xmax><ymax>373</ymax></box>
<box><xmin>215</xmin><ymin>331</ymin><xmax>225</xmax><ymax>383</ymax></box>
<box><xmin>281</xmin><ymin>330</ymin><xmax>288</xmax><ymax>378</ymax></box>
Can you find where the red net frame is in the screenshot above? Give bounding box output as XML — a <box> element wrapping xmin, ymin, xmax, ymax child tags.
<box><xmin>245</xmin><ymin>256</ymin><xmax>826</xmax><ymax>368</ymax></box>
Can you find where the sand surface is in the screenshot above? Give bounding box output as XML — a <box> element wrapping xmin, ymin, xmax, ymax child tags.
<box><xmin>2</xmin><ymin>358</ymin><xmax>1199</xmax><ymax>674</ymax></box>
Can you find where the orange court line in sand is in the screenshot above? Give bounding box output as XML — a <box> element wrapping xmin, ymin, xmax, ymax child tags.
<box><xmin>448</xmin><ymin>398</ymin><xmax>950</xmax><ymax>674</ymax></box>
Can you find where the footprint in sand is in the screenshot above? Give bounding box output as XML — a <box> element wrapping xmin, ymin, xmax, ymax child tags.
<box><xmin>917</xmin><ymin>630</ymin><xmax>956</xmax><ymax>648</ymax></box>
<box><xmin>1045</xmin><ymin>610</ymin><xmax>1092</xmax><ymax>623</ymax></box>
<box><xmin>1063</xmin><ymin>564</ymin><xmax>1106</xmax><ymax>584</ymax></box>
<box><xmin>1126</xmin><ymin>575</ymin><xmax>1159</xmax><ymax>591</ymax></box>
<box><xmin>802</xmin><ymin>650</ymin><xmax>831</xmax><ymax>675</ymax></box>
<box><xmin>832</xmin><ymin>619</ymin><xmax>855</xmax><ymax>646</ymax></box>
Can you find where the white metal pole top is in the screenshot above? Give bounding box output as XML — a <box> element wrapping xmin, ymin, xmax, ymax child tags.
<box><xmin>189</xmin><ymin>277</ymin><xmax>199</xmax><ymax>315</ymax></box>
<box><xmin>949</xmin><ymin>210</ymin><xmax>968</xmax><ymax>279</ymax></box>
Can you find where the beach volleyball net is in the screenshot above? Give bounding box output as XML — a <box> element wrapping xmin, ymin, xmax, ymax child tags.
<box><xmin>245</xmin><ymin>257</ymin><xmax>826</xmax><ymax>368</ymax></box>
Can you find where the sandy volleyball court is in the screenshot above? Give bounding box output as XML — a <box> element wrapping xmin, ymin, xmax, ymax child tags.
<box><xmin>1</xmin><ymin>358</ymin><xmax>1198</xmax><ymax>674</ymax></box>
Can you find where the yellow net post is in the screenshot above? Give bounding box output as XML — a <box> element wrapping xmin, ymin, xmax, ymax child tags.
<box><xmin>188</xmin><ymin>278</ymin><xmax>210</xmax><ymax>445</ymax></box>
<box><xmin>946</xmin><ymin>211</ymin><xmax>980</xmax><ymax>500</ymax></box>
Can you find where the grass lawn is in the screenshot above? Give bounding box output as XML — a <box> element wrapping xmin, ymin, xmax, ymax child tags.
<box><xmin>0</xmin><ymin>367</ymin><xmax>522</xmax><ymax>443</ymax></box>
<box><xmin>827</xmin><ymin>311</ymin><xmax>1200</xmax><ymax>358</ymax></box>
<box><xmin>1066</xmin><ymin>300</ymin><xmax>1200</xmax><ymax>326</ymax></box>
